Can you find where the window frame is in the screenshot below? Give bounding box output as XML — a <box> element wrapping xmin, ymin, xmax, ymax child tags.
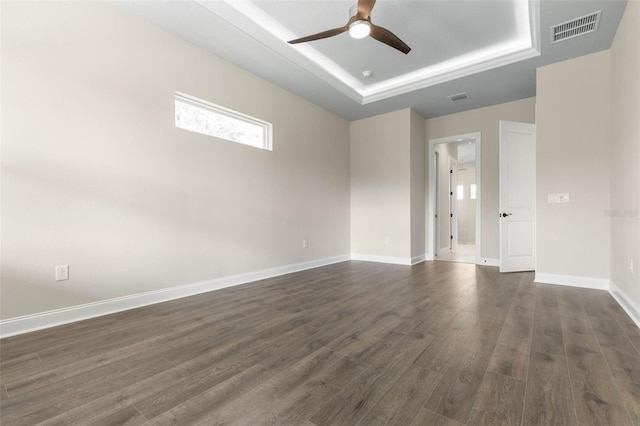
<box><xmin>174</xmin><ymin>92</ymin><xmax>273</xmax><ymax>151</ymax></box>
<box><xmin>470</xmin><ymin>184</ymin><xmax>477</xmax><ymax>200</ymax></box>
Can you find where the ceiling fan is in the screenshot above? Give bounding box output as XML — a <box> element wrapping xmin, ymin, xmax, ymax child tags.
<box><xmin>288</xmin><ymin>0</ymin><xmax>411</xmax><ymax>54</ymax></box>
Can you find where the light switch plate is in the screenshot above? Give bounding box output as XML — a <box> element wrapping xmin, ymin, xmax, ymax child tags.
<box><xmin>548</xmin><ymin>193</ymin><xmax>570</xmax><ymax>203</ymax></box>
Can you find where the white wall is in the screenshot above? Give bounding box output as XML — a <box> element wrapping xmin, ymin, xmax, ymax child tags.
<box><xmin>350</xmin><ymin>109</ymin><xmax>412</xmax><ymax>261</ymax></box>
<box><xmin>610</xmin><ymin>1</ymin><xmax>640</xmax><ymax>314</ymax></box>
<box><xmin>536</xmin><ymin>51</ymin><xmax>611</xmax><ymax>283</ymax></box>
<box><xmin>350</xmin><ymin>108</ymin><xmax>425</xmax><ymax>262</ymax></box>
<box><xmin>425</xmin><ymin>98</ymin><xmax>536</xmax><ymax>260</ymax></box>
<box><xmin>1</xmin><ymin>1</ymin><xmax>350</xmax><ymax>319</ymax></box>
<box><xmin>410</xmin><ymin>110</ymin><xmax>426</xmax><ymax>259</ymax></box>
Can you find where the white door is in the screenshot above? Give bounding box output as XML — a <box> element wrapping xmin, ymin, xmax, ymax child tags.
<box><xmin>499</xmin><ymin>121</ymin><xmax>536</xmax><ymax>272</ymax></box>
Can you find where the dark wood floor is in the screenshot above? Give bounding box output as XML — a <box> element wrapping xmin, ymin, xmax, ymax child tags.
<box><xmin>1</xmin><ymin>261</ymin><xmax>639</xmax><ymax>425</ymax></box>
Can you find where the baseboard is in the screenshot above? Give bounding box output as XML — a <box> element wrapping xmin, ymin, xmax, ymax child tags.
<box><xmin>350</xmin><ymin>254</ymin><xmax>412</xmax><ymax>266</ymax></box>
<box><xmin>0</xmin><ymin>254</ymin><xmax>351</xmax><ymax>339</ymax></box>
<box><xmin>534</xmin><ymin>272</ymin><xmax>610</xmax><ymax>290</ymax></box>
<box><xmin>425</xmin><ymin>253</ymin><xmax>435</xmax><ymax>261</ymax></box>
<box><xmin>411</xmin><ymin>254</ymin><xmax>427</xmax><ymax>265</ymax></box>
<box><xmin>609</xmin><ymin>282</ymin><xmax>640</xmax><ymax>329</ymax></box>
<box><xmin>479</xmin><ymin>258</ymin><xmax>499</xmax><ymax>267</ymax></box>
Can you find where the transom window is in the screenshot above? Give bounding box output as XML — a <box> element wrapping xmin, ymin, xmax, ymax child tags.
<box><xmin>175</xmin><ymin>92</ymin><xmax>272</xmax><ymax>151</ymax></box>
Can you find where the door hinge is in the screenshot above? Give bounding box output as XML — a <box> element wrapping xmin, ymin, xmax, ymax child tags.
<box><xmin>450</xmin><ymin>235</ymin><xmax>453</xmax><ymax>239</ymax></box>
<box><xmin>450</xmin><ymin>169</ymin><xmax>453</xmax><ymax>174</ymax></box>
<box><xmin>450</xmin><ymin>214</ymin><xmax>453</xmax><ymax>218</ymax></box>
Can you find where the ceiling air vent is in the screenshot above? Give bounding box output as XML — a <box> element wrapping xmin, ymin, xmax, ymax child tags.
<box><xmin>551</xmin><ymin>11</ymin><xmax>601</xmax><ymax>43</ymax></box>
<box><xmin>448</xmin><ymin>92</ymin><xmax>469</xmax><ymax>102</ymax></box>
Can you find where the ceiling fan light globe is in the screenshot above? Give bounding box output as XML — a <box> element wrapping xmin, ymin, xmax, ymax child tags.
<box><xmin>349</xmin><ymin>20</ymin><xmax>371</xmax><ymax>39</ymax></box>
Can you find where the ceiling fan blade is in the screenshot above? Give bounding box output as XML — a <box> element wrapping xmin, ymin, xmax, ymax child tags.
<box><xmin>370</xmin><ymin>24</ymin><xmax>411</xmax><ymax>54</ymax></box>
<box><xmin>288</xmin><ymin>25</ymin><xmax>349</xmax><ymax>44</ymax></box>
<box><xmin>357</xmin><ymin>0</ymin><xmax>376</xmax><ymax>19</ymax></box>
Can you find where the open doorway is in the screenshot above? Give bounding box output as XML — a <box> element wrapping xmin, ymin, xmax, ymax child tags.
<box><xmin>428</xmin><ymin>132</ymin><xmax>481</xmax><ymax>264</ymax></box>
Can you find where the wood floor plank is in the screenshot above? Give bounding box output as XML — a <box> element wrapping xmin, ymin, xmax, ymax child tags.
<box><xmin>467</xmin><ymin>371</ymin><xmax>526</xmax><ymax>426</ymax></box>
<box><xmin>191</xmin><ymin>349</ymin><xmax>353</xmax><ymax>425</ymax></box>
<box><xmin>409</xmin><ymin>408</ymin><xmax>464</xmax><ymax>426</ymax></box>
<box><xmin>330</xmin><ymin>334</ymin><xmax>397</xmax><ymax>370</ymax></box>
<box><xmin>421</xmin><ymin>353</ymin><xmax>487</xmax><ymax>423</ymax></box>
<box><xmin>557</xmin><ymin>287</ymin><xmax>588</xmax><ymax>318</ymax></box>
<box><xmin>386</xmin><ymin>330</ymin><xmax>436</xmax><ymax>366</ymax></box>
<box><xmin>412</xmin><ymin>310</ymin><xmax>481</xmax><ymax>373</ymax></box>
<box><xmin>496</xmin><ymin>301</ymin><xmax>534</xmax><ymax>354</ymax></box>
<box><xmin>88</xmin><ymin>405</ymin><xmax>147</xmax><ymax>426</ymax></box>
<box><xmin>560</xmin><ymin>315</ymin><xmax>593</xmax><ymax>336</ymax></box>
<box><xmin>0</xmin><ymin>360</ymin><xmax>132</xmax><ymax>425</ymax></box>
<box><xmin>563</xmin><ymin>330</ymin><xmax>632</xmax><ymax>426</ymax></box>
<box><xmin>487</xmin><ymin>343</ymin><xmax>529</xmax><ymax>381</ymax></box>
<box><xmin>609</xmin><ymin>306</ymin><xmax>640</xmax><ymax>355</ymax></box>
<box><xmin>588</xmin><ymin>315</ymin><xmax>640</xmax><ymax>384</ymax></box>
<box><xmin>594</xmin><ymin>330</ymin><xmax>640</xmax><ymax>385</ymax></box>
<box><xmin>132</xmin><ymin>357</ymin><xmax>257</xmax><ymax>419</ymax></box>
<box><xmin>531</xmin><ymin>286</ymin><xmax>565</xmax><ymax>355</ymax></box>
<box><xmin>423</xmin><ymin>304</ymin><xmax>507</xmax><ymax>424</ymax></box>
<box><xmin>308</xmin><ymin>352</ymin><xmax>412</xmax><ymax>425</ymax></box>
<box><xmin>146</xmin><ymin>364</ymin><xmax>273</xmax><ymax>424</ymax></box>
<box><xmin>615</xmin><ymin>379</ymin><xmax>640</xmax><ymax>425</ymax></box>
<box><xmin>356</xmin><ymin>365</ymin><xmax>442</xmax><ymax>425</ymax></box>
<box><xmin>523</xmin><ymin>351</ymin><xmax>577</xmax><ymax>426</ymax></box>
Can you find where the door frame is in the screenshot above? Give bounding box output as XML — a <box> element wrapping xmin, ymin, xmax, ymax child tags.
<box><xmin>449</xmin><ymin>156</ymin><xmax>458</xmax><ymax>251</ymax></box>
<box><xmin>427</xmin><ymin>132</ymin><xmax>482</xmax><ymax>263</ymax></box>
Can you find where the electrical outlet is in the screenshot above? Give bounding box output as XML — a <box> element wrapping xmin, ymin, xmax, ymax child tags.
<box><xmin>56</xmin><ymin>265</ymin><xmax>69</xmax><ymax>281</ymax></box>
<box><xmin>302</xmin><ymin>239</ymin><xmax>308</xmax><ymax>249</ymax></box>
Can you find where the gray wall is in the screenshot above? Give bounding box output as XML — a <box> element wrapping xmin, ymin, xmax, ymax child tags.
<box><xmin>1</xmin><ymin>1</ymin><xmax>350</xmax><ymax>319</ymax></box>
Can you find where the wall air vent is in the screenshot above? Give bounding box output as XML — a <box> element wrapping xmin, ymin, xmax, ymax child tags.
<box><xmin>551</xmin><ymin>11</ymin><xmax>601</xmax><ymax>43</ymax></box>
<box><xmin>448</xmin><ymin>92</ymin><xmax>469</xmax><ymax>102</ymax></box>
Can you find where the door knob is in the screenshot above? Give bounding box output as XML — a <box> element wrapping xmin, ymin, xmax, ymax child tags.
<box><xmin>500</xmin><ymin>213</ymin><xmax>512</xmax><ymax>217</ymax></box>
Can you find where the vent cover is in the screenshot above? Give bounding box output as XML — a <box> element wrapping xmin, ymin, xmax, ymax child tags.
<box><xmin>551</xmin><ymin>11</ymin><xmax>601</xmax><ymax>43</ymax></box>
<box><xmin>448</xmin><ymin>92</ymin><xmax>469</xmax><ymax>102</ymax></box>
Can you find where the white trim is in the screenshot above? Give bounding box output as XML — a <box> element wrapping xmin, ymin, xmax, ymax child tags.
<box><xmin>609</xmin><ymin>282</ymin><xmax>640</xmax><ymax>329</ymax></box>
<box><xmin>534</xmin><ymin>273</ymin><xmax>609</xmax><ymax>290</ymax></box>
<box><xmin>479</xmin><ymin>258</ymin><xmax>500</xmax><ymax>267</ymax></box>
<box><xmin>350</xmin><ymin>254</ymin><xmax>412</xmax><ymax>266</ymax></box>
<box><xmin>411</xmin><ymin>254</ymin><xmax>427</xmax><ymax>265</ymax></box>
<box><xmin>0</xmin><ymin>255</ymin><xmax>350</xmax><ymax>339</ymax></box>
<box><xmin>425</xmin><ymin>253</ymin><xmax>435</xmax><ymax>261</ymax></box>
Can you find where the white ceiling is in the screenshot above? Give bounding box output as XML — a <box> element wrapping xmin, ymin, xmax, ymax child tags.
<box><xmin>456</xmin><ymin>140</ymin><xmax>476</xmax><ymax>164</ymax></box>
<box><xmin>116</xmin><ymin>0</ymin><xmax>627</xmax><ymax>120</ymax></box>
